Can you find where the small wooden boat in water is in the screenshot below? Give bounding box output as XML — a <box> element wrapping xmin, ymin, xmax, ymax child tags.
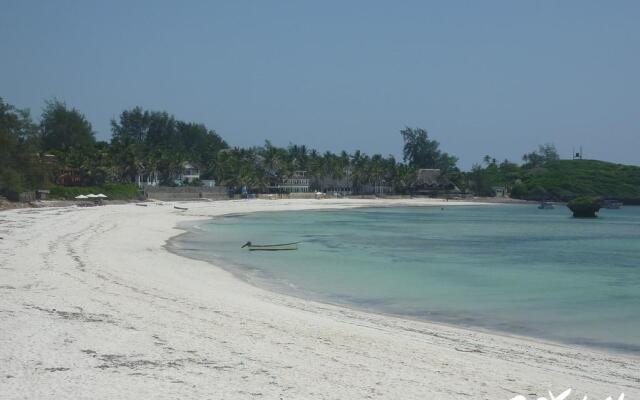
<box><xmin>241</xmin><ymin>241</ymin><xmax>299</xmax><ymax>251</ymax></box>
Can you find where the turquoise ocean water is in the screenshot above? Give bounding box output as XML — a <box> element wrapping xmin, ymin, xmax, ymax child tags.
<box><xmin>170</xmin><ymin>205</ymin><xmax>640</xmax><ymax>353</ymax></box>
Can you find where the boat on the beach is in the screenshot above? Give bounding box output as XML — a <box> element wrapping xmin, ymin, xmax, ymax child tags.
<box><xmin>241</xmin><ymin>241</ymin><xmax>300</xmax><ymax>251</ymax></box>
<box><xmin>174</xmin><ymin>206</ymin><xmax>188</xmax><ymax>210</ymax></box>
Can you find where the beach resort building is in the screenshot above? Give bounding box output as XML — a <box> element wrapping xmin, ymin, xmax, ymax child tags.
<box><xmin>312</xmin><ymin>167</ymin><xmax>392</xmax><ymax>196</ymax></box>
<box><xmin>494</xmin><ymin>186</ymin><xmax>508</xmax><ymax>197</ymax></box>
<box><xmin>414</xmin><ymin>168</ymin><xmax>460</xmax><ymax>196</ymax></box>
<box><xmin>314</xmin><ymin>176</ymin><xmax>353</xmax><ymax>196</ymax></box>
<box><xmin>136</xmin><ymin>171</ymin><xmax>160</xmax><ymax>188</ymax></box>
<box><xmin>416</xmin><ymin>169</ymin><xmax>442</xmax><ymax>188</ymax></box>
<box><xmin>179</xmin><ymin>162</ymin><xmax>201</xmax><ymax>183</ymax></box>
<box><xmin>280</xmin><ymin>170</ymin><xmax>311</xmax><ymax>193</ymax></box>
<box><xmin>358</xmin><ymin>182</ymin><xmax>393</xmax><ymax>195</ymax></box>
<box><xmin>135</xmin><ymin>161</ymin><xmax>203</xmax><ymax>188</ymax></box>
<box><xmin>56</xmin><ymin>167</ymin><xmax>82</xmax><ymax>186</ymax></box>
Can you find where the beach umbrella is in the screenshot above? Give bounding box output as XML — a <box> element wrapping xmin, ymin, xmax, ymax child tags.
<box><xmin>96</xmin><ymin>194</ymin><xmax>107</xmax><ymax>198</ymax></box>
<box><xmin>75</xmin><ymin>195</ymin><xmax>89</xmax><ymax>199</ymax></box>
<box><xmin>86</xmin><ymin>194</ymin><xmax>98</xmax><ymax>198</ymax></box>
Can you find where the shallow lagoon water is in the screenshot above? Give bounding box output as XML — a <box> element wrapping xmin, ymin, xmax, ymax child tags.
<box><xmin>171</xmin><ymin>204</ymin><xmax>640</xmax><ymax>353</ymax></box>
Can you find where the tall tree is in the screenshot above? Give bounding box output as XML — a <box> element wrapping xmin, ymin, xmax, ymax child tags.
<box><xmin>110</xmin><ymin>107</ymin><xmax>151</xmax><ymax>182</ymax></box>
<box><xmin>111</xmin><ymin>107</ymin><xmax>228</xmax><ymax>184</ymax></box>
<box><xmin>176</xmin><ymin>121</ymin><xmax>227</xmax><ymax>167</ymax></box>
<box><xmin>0</xmin><ymin>98</ymin><xmax>45</xmax><ymax>192</ymax></box>
<box><xmin>400</xmin><ymin>127</ymin><xmax>458</xmax><ymax>173</ymax></box>
<box><xmin>40</xmin><ymin>99</ymin><xmax>95</xmax><ymax>151</ymax></box>
<box><xmin>522</xmin><ymin>143</ymin><xmax>560</xmax><ymax>169</ymax></box>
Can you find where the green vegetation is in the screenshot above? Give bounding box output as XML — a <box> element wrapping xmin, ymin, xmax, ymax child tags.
<box><xmin>462</xmin><ymin>145</ymin><xmax>640</xmax><ymax>204</ymax></box>
<box><xmin>511</xmin><ymin>160</ymin><xmax>640</xmax><ymax>203</ymax></box>
<box><xmin>110</xmin><ymin>107</ymin><xmax>227</xmax><ymax>184</ymax></box>
<box><xmin>1</xmin><ymin>95</ymin><xmax>453</xmax><ymax>198</ymax></box>
<box><xmin>461</xmin><ymin>158</ymin><xmax>523</xmax><ymax>197</ymax></box>
<box><xmin>1</xmin><ymin>95</ymin><xmax>639</xmax><ymax>203</ymax></box>
<box><xmin>48</xmin><ymin>184</ymin><xmax>140</xmax><ymax>200</ymax></box>
<box><xmin>0</xmin><ymin>99</ymin><xmax>45</xmax><ymax>194</ymax></box>
<box><xmin>0</xmin><ymin>97</ymin><xmax>228</xmax><ymax>199</ymax></box>
<box><xmin>41</xmin><ymin>99</ymin><xmax>95</xmax><ymax>151</ymax></box>
<box><xmin>567</xmin><ymin>196</ymin><xmax>602</xmax><ymax>218</ymax></box>
<box><xmin>400</xmin><ymin>127</ymin><xmax>458</xmax><ymax>173</ymax></box>
<box><xmin>461</xmin><ymin>144</ymin><xmax>559</xmax><ymax>197</ymax></box>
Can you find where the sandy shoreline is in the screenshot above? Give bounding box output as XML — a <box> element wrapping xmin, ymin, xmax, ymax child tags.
<box><xmin>1</xmin><ymin>199</ymin><xmax>638</xmax><ymax>399</ymax></box>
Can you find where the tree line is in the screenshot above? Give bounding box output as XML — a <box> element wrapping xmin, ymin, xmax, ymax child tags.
<box><xmin>1</xmin><ymin>96</ymin><xmax>568</xmax><ymax>199</ymax></box>
<box><xmin>463</xmin><ymin>144</ymin><xmax>560</xmax><ymax>197</ymax></box>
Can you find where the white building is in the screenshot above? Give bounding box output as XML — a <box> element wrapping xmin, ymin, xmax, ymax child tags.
<box><xmin>280</xmin><ymin>171</ymin><xmax>311</xmax><ymax>193</ymax></box>
<box><xmin>179</xmin><ymin>162</ymin><xmax>201</xmax><ymax>184</ymax></box>
<box><xmin>136</xmin><ymin>171</ymin><xmax>160</xmax><ymax>188</ymax></box>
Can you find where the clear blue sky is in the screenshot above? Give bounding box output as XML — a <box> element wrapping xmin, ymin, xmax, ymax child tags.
<box><xmin>2</xmin><ymin>1</ymin><xmax>639</xmax><ymax>169</ymax></box>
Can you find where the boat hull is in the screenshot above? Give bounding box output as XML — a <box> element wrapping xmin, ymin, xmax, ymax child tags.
<box><xmin>246</xmin><ymin>242</ymin><xmax>299</xmax><ymax>251</ymax></box>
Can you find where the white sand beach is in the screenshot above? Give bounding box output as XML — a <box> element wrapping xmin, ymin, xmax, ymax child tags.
<box><xmin>1</xmin><ymin>199</ymin><xmax>638</xmax><ymax>399</ymax></box>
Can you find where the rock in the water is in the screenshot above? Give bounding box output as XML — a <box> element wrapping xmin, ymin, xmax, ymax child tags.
<box><xmin>567</xmin><ymin>196</ymin><xmax>602</xmax><ymax>218</ymax></box>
